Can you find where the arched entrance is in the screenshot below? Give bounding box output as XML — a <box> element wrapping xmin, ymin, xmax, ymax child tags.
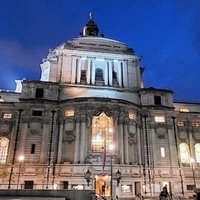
<box><xmin>96</xmin><ymin>175</ymin><xmax>111</xmax><ymax>197</ymax></box>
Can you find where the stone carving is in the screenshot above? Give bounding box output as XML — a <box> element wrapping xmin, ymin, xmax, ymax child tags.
<box><xmin>178</xmin><ymin>131</ymin><xmax>188</xmax><ymax>140</ymax></box>
<box><xmin>155</xmin><ymin>127</ymin><xmax>166</xmax><ymax>139</ymax></box>
<box><xmin>64</xmin><ymin>131</ymin><xmax>75</xmax><ymax>143</ymax></box>
<box><xmin>29</xmin><ymin>122</ymin><xmax>42</xmax><ymax>135</ymax></box>
<box><xmin>128</xmin><ymin>136</ymin><xmax>136</xmax><ymax>145</ymax></box>
<box><xmin>65</xmin><ymin>122</ymin><xmax>75</xmax><ymax>132</ymax></box>
<box><xmin>192</xmin><ymin>132</ymin><xmax>200</xmax><ymax>141</ymax></box>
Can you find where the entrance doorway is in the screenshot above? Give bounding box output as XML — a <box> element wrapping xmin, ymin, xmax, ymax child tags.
<box><xmin>96</xmin><ymin>176</ymin><xmax>111</xmax><ymax>197</ymax></box>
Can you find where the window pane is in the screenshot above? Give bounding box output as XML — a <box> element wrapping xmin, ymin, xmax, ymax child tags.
<box><xmin>0</xmin><ymin>137</ymin><xmax>9</xmax><ymax>164</ymax></box>
<box><xmin>195</xmin><ymin>144</ymin><xmax>200</xmax><ymax>163</ymax></box>
<box><xmin>179</xmin><ymin>143</ymin><xmax>190</xmax><ymax>164</ymax></box>
<box><xmin>155</xmin><ymin>116</ymin><xmax>165</xmax><ymax>123</ymax></box>
<box><xmin>91</xmin><ymin>112</ymin><xmax>113</xmax><ymax>152</ymax></box>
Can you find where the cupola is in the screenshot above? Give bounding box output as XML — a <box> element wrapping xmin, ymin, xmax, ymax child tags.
<box><xmin>82</xmin><ymin>13</ymin><xmax>99</xmax><ymax>37</ymax></box>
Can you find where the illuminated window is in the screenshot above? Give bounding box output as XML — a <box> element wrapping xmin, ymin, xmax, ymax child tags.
<box><xmin>155</xmin><ymin>116</ymin><xmax>165</xmax><ymax>123</ymax></box>
<box><xmin>177</xmin><ymin>121</ymin><xmax>185</xmax><ymax>127</ymax></box>
<box><xmin>65</xmin><ymin>109</ymin><xmax>74</xmax><ymax>117</ymax></box>
<box><xmin>2</xmin><ymin>113</ymin><xmax>12</xmax><ymax>119</ymax></box>
<box><xmin>179</xmin><ymin>108</ymin><xmax>189</xmax><ymax>112</ymax></box>
<box><xmin>192</xmin><ymin>122</ymin><xmax>200</xmax><ymax>127</ymax></box>
<box><xmin>129</xmin><ymin>112</ymin><xmax>136</xmax><ymax>120</ymax></box>
<box><xmin>0</xmin><ymin>137</ymin><xmax>9</xmax><ymax>164</ymax></box>
<box><xmin>72</xmin><ymin>185</ymin><xmax>84</xmax><ymax>190</ymax></box>
<box><xmin>179</xmin><ymin>143</ymin><xmax>190</xmax><ymax>165</ymax></box>
<box><xmin>121</xmin><ymin>185</ymin><xmax>132</xmax><ymax>193</ymax></box>
<box><xmin>195</xmin><ymin>144</ymin><xmax>200</xmax><ymax>163</ymax></box>
<box><xmin>91</xmin><ymin>112</ymin><xmax>113</xmax><ymax>152</ymax></box>
<box><xmin>161</xmin><ymin>147</ymin><xmax>165</xmax><ymax>158</ymax></box>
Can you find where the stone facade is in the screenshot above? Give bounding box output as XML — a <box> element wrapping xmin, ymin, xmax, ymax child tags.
<box><xmin>0</xmin><ymin>14</ymin><xmax>200</xmax><ymax>199</ymax></box>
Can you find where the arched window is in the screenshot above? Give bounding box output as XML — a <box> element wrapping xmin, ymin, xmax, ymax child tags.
<box><xmin>91</xmin><ymin>112</ymin><xmax>113</xmax><ymax>152</ymax></box>
<box><xmin>0</xmin><ymin>137</ymin><xmax>9</xmax><ymax>164</ymax></box>
<box><xmin>179</xmin><ymin>143</ymin><xmax>190</xmax><ymax>165</ymax></box>
<box><xmin>95</xmin><ymin>68</ymin><xmax>104</xmax><ymax>81</ymax></box>
<box><xmin>195</xmin><ymin>143</ymin><xmax>200</xmax><ymax>163</ymax></box>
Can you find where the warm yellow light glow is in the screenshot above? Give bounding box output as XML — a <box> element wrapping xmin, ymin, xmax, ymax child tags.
<box><xmin>155</xmin><ymin>116</ymin><xmax>165</xmax><ymax>123</ymax></box>
<box><xmin>18</xmin><ymin>155</ymin><xmax>24</xmax><ymax>162</ymax></box>
<box><xmin>179</xmin><ymin>108</ymin><xmax>189</xmax><ymax>112</ymax></box>
<box><xmin>109</xmin><ymin>144</ymin><xmax>114</xmax><ymax>151</ymax></box>
<box><xmin>190</xmin><ymin>158</ymin><xmax>195</xmax><ymax>163</ymax></box>
<box><xmin>3</xmin><ymin>113</ymin><xmax>12</xmax><ymax>119</ymax></box>
<box><xmin>129</xmin><ymin>112</ymin><xmax>136</xmax><ymax>120</ymax></box>
<box><xmin>65</xmin><ymin>109</ymin><xmax>74</xmax><ymax>117</ymax></box>
<box><xmin>53</xmin><ymin>183</ymin><xmax>57</xmax><ymax>190</ymax></box>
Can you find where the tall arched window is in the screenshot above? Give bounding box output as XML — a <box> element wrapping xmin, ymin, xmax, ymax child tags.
<box><xmin>195</xmin><ymin>143</ymin><xmax>200</xmax><ymax>163</ymax></box>
<box><xmin>179</xmin><ymin>143</ymin><xmax>190</xmax><ymax>165</ymax></box>
<box><xmin>91</xmin><ymin>112</ymin><xmax>113</xmax><ymax>152</ymax></box>
<box><xmin>0</xmin><ymin>137</ymin><xmax>9</xmax><ymax>164</ymax></box>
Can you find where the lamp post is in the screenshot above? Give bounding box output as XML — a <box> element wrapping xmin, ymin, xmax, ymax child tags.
<box><xmin>116</xmin><ymin>170</ymin><xmax>121</xmax><ymax>187</ymax></box>
<box><xmin>17</xmin><ymin>155</ymin><xmax>24</xmax><ymax>189</ymax></box>
<box><xmin>190</xmin><ymin>158</ymin><xmax>196</xmax><ymax>189</ymax></box>
<box><xmin>109</xmin><ymin>144</ymin><xmax>114</xmax><ymax>200</ymax></box>
<box><xmin>84</xmin><ymin>169</ymin><xmax>92</xmax><ymax>187</ymax></box>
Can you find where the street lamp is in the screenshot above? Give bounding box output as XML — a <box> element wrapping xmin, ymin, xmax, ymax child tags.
<box><xmin>84</xmin><ymin>169</ymin><xmax>92</xmax><ymax>187</ymax></box>
<box><xmin>116</xmin><ymin>170</ymin><xmax>121</xmax><ymax>187</ymax></box>
<box><xmin>190</xmin><ymin>158</ymin><xmax>196</xmax><ymax>189</ymax></box>
<box><xmin>17</xmin><ymin>155</ymin><xmax>24</xmax><ymax>189</ymax></box>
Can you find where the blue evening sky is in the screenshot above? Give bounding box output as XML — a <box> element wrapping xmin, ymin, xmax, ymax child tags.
<box><xmin>0</xmin><ymin>0</ymin><xmax>200</xmax><ymax>102</ymax></box>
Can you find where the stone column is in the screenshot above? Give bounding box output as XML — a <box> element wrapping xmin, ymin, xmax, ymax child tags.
<box><xmin>108</xmin><ymin>60</ymin><xmax>113</xmax><ymax>86</ymax></box>
<box><xmin>86</xmin><ymin>59</ymin><xmax>91</xmax><ymax>84</ymax></box>
<box><xmin>124</xmin><ymin>121</ymin><xmax>129</xmax><ymax>164</ymax></box>
<box><xmin>77</xmin><ymin>58</ymin><xmax>81</xmax><ymax>83</ymax></box>
<box><xmin>57</xmin><ymin>123</ymin><xmax>64</xmax><ymax>164</ymax></box>
<box><xmin>118</xmin><ymin>61</ymin><xmax>122</xmax><ymax>87</ymax></box>
<box><xmin>104</xmin><ymin>60</ymin><xmax>108</xmax><ymax>86</ymax></box>
<box><xmin>71</xmin><ymin>56</ymin><xmax>77</xmax><ymax>84</ymax></box>
<box><xmin>118</xmin><ymin>118</ymin><xmax>124</xmax><ymax>164</ymax></box>
<box><xmin>91</xmin><ymin>59</ymin><xmax>96</xmax><ymax>84</ymax></box>
<box><xmin>18</xmin><ymin>122</ymin><xmax>28</xmax><ymax>156</ymax></box>
<box><xmin>123</xmin><ymin>60</ymin><xmax>128</xmax><ymax>87</ymax></box>
<box><xmin>57</xmin><ymin>53</ymin><xmax>63</xmax><ymax>82</ymax></box>
<box><xmin>136</xmin><ymin>124</ymin><xmax>142</xmax><ymax>164</ymax></box>
<box><xmin>74</xmin><ymin>120</ymin><xmax>80</xmax><ymax>163</ymax></box>
<box><xmin>40</xmin><ymin>124</ymin><xmax>49</xmax><ymax>163</ymax></box>
<box><xmin>80</xmin><ymin>118</ymin><xmax>86</xmax><ymax>163</ymax></box>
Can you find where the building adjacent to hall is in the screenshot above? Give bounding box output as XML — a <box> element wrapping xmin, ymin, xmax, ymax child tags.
<box><xmin>0</xmin><ymin>14</ymin><xmax>200</xmax><ymax>199</ymax></box>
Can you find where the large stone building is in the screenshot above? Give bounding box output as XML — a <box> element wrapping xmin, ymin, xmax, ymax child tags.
<box><xmin>0</xmin><ymin>14</ymin><xmax>200</xmax><ymax>199</ymax></box>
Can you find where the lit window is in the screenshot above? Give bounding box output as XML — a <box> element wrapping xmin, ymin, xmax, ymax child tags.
<box><xmin>65</xmin><ymin>109</ymin><xmax>74</xmax><ymax>117</ymax></box>
<box><xmin>161</xmin><ymin>147</ymin><xmax>165</xmax><ymax>158</ymax></box>
<box><xmin>155</xmin><ymin>116</ymin><xmax>165</xmax><ymax>123</ymax></box>
<box><xmin>129</xmin><ymin>112</ymin><xmax>136</xmax><ymax>120</ymax></box>
<box><xmin>179</xmin><ymin>108</ymin><xmax>189</xmax><ymax>112</ymax></box>
<box><xmin>192</xmin><ymin>122</ymin><xmax>200</xmax><ymax>127</ymax></box>
<box><xmin>179</xmin><ymin>143</ymin><xmax>190</xmax><ymax>164</ymax></box>
<box><xmin>121</xmin><ymin>185</ymin><xmax>132</xmax><ymax>193</ymax></box>
<box><xmin>195</xmin><ymin>144</ymin><xmax>200</xmax><ymax>163</ymax></box>
<box><xmin>72</xmin><ymin>185</ymin><xmax>84</xmax><ymax>190</ymax></box>
<box><xmin>0</xmin><ymin>137</ymin><xmax>9</xmax><ymax>164</ymax></box>
<box><xmin>177</xmin><ymin>121</ymin><xmax>185</xmax><ymax>127</ymax></box>
<box><xmin>91</xmin><ymin>112</ymin><xmax>113</xmax><ymax>152</ymax></box>
<box><xmin>2</xmin><ymin>113</ymin><xmax>12</xmax><ymax>119</ymax></box>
